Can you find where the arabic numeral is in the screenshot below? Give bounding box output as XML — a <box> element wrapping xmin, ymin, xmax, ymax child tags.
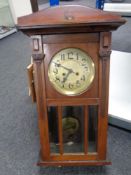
<box><xmin>76</xmin><ymin>53</ymin><xmax>79</xmax><ymax>60</ymax></box>
<box><xmin>68</xmin><ymin>52</ymin><xmax>73</xmax><ymax>59</ymax></box>
<box><xmin>82</xmin><ymin>58</ymin><xmax>86</xmax><ymax>62</ymax></box>
<box><xmin>84</xmin><ymin>66</ymin><xmax>88</xmax><ymax>71</ymax></box>
<box><xmin>61</xmin><ymin>54</ymin><xmax>65</xmax><ymax>60</ymax></box>
<box><xmin>55</xmin><ymin>76</ymin><xmax>60</xmax><ymax>82</ymax></box>
<box><xmin>81</xmin><ymin>75</ymin><xmax>86</xmax><ymax>81</ymax></box>
<box><xmin>76</xmin><ymin>80</ymin><xmax>81</xmax><ymax>87</ymax></box>
<box><xmin>53</xmin><ymin>68</ymin><xmax>58</xmax><ymax>74</ymax></box>
<box><xmin>68</xmin><ymin>83</ymin><xmax>74</xmax><ymax>89</ymax></box>
<box><xmin>61</xmin><ymin>83</ymin><xmax>65</xmax><ymax>88</ymax></box>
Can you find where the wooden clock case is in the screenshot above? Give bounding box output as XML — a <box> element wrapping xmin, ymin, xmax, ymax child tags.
<box><xmin>18</xmin><ymin>5</ymin><xmax>125</xmax><ymax>166</ymax></box>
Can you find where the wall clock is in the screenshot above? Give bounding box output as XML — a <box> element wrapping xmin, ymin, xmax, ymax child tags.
<box><xmin>48</xmin><ymin>48</ymin><xmax>95</xmax><ymax>96</ymax></box>
<box><xmin>18</xmin><ymin>5</ymin><xmax>125</xmax><ymax>166</ymax></box>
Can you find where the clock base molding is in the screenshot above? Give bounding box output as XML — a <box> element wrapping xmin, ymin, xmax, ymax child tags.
<box><xmin>37</xmin><ymin>150</ymin><xmax>111</xmax><ymax>166</ymax></box>
<box><xmin>37</xmin><ymin>159</ymin><xmax>111</xmax><ymax>167</ymax></box>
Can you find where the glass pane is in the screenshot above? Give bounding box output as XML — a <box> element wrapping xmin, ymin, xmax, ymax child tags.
<box><xmin>48</xmin><ymin>107</ymin><xmax>59</xmax><ymax>154</ymax></box>
<box><xmin>88</xmin><ymin>105</ymin><xmax>98</xmax><ymax>152</ymax></box>
<box><xmin>62</xmin><ymin>106</ymin><xmax>84</xmax><ymax>153</ymax></box>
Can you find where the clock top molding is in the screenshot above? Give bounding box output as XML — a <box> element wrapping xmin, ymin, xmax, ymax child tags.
<box><xmin>18</xmin><ymin>5</ymin><xmax>126</xmax><ymax>35</ymax></box>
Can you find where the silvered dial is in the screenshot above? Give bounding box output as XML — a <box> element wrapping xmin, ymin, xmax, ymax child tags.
<box><xmin>48</xmin><ymin>48</ymin><xmax>95</xmax><ymax>96</ymax></box>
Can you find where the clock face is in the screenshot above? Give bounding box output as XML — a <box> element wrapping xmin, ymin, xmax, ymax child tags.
<box><xmin>48</xmin><ymin>48</ymin><xmax>95</xmax><ymax>96</ymax></box>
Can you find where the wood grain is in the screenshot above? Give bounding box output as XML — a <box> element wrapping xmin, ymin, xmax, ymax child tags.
<box><xmin>27</xmin><ymin>63</ymin><xmax>36</xmax><ymax>102</ymax></box>
<box><xmin>37</xmin><ymin>160</ymin><xmax>111</xmax><ymax>166</ymax></box>
<box><xmin>17</xmin><ymin>5</ymin><xmax>125</xmax><ymax>35</ymax></box>
<box><xmin>18</xmin><ymin>5</ymin><xmax>125</xmax><ymax>28</ymax></box>
<box><xmin>47</xmin><ymin>98</ymin><xmax>100</xmax><ymax>106</ymax></box>
<box><xmin>84</xmin><ymin>106</ymin><xmax>88</xmax><ymax>154</ymax></box>
<box><xmin>58</xmin><ymin>106</ymin><xmax>63</xmax><ymax>155</ymax></box>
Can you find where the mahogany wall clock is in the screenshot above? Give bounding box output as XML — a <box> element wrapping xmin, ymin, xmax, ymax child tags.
<box><xmin>18</xmin><ymin>5</ymin><xmax>125</xmax><ymax>166</ymax></box>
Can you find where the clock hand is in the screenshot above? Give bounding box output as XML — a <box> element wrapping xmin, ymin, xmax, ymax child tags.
<box><xmin>53</xmin><ymin>62</ymin><xmax>75</xmax><ymax>73</ymax></box>
<box><xmin>62</xmin><ymin>69</ymin><xmax>73</xmax><ymax>83</ymax></box>
<box><xmin>53</xmin><ymin>62</ymin><xmax>76</xmax><ymax>83</ymax></box>
<box><xmin>61</xmin><ymin>66</ymin><xmax>75</xmax><ymax>73</ymax></box>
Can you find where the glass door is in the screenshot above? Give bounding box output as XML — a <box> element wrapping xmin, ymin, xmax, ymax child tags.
<box><xmin>47</xmin><ymin>104</ymin><xmax>98</xmax><ymax>160</ymax></box>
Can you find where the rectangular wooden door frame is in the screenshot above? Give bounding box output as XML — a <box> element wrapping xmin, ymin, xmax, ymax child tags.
<box><xmin>46</xmin><ymin>104</ymin><xmax>101</xmax><ymax>161</ymax></box>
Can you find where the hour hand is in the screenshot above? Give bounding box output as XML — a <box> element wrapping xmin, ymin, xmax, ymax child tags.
<box><xmin>62</xmin><ymin>69</ymin><xmax>72</xmax><ymax>83</ymax></box>
<box><xmin>53</xmin><ymin>62</ymin><xmax>75</xmax><ymax>73</ymax></box>
<box><xmin>61</xmin><ymin>65</ymin><xmax>75</xmax><ymax>73</ymax></box>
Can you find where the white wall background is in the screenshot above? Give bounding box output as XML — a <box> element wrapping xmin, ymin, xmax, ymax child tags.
<box><xmin>109</xmin><ymin>51</ymin><xmax>131</xmax><ymax>122</ymax></box>
<box><xmin>8</xmin><ymin>0</ymin><xmax>32</xmax><ymax>24</ymax></box>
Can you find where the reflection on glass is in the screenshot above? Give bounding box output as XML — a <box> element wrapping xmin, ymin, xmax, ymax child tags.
<box><xmin>88</xmin><ymin>105</ymin><xmax>98</xmax><ymax>152</ymax></box>
<box><xmin>48</xmin><ymin>107</ymin><xmax>59</xmax><ymax>154</ymax></box>
<box><xmin>62</xmin><ymin>106</ymin><xmax>84</xmax><ymax>153</ymax></box>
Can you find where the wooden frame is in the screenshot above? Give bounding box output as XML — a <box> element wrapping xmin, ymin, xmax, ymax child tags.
<box><xmin>32</xmin><ymin>33</ymin><xmax>111</xmax><ymax>164</ymax></box>
<box><xmin>27</xmin><ymin>61</ymin><xmax>36</xmax><ymax>102</ymax></box>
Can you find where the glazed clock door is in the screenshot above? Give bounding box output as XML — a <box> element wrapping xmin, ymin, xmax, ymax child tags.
<box><xmin>42</xmin><ymin>34</ymin><xmax>102</xmax><ymax>161</ymax></box>
<box><xmin>47</xmin><ymin>105</ymin><xmax>99</xmax><ymax>161</ymax></box>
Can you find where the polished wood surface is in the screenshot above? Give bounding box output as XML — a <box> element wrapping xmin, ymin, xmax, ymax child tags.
<box><xmin>37</xmin><ymin>160</ymin><xmax>111</xmax><ymax>166</ymax></box>
<box><xmin>84</xmin><ymin>106</ymin><xmax>88</xmax><ymax>154</ymax></box>
<box><xmin>18</xmin><ymin>5</ymin><xmax>125</xmax><ymax>35</ymax></box>
<box><xmin>47</xmin><ymin>98</ymin><xmax>100</xmax><ymax>107</ymax></box>
<box><xmin>27</xmin><ymin>62</ymin><xmax>36</xmax><ymax>102</ymax></box>
<box><xmin>18</xmin><ymin>5</ymin><xmax>125</xmax><ymax>28</ymax></box>
<box><xmin>58</xmin><ymin>106</ymin><xmax>63</xmax><ymax>155</ymax></box>
<box><xmin>42</xmin><ymin>33</ymin><xmax>99</xmax><ymax>44</ymax></box>
<box><xmin>18</xmin><ymin>5</ymin><xmax>125</xmax><ymax>166</ymax></box>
